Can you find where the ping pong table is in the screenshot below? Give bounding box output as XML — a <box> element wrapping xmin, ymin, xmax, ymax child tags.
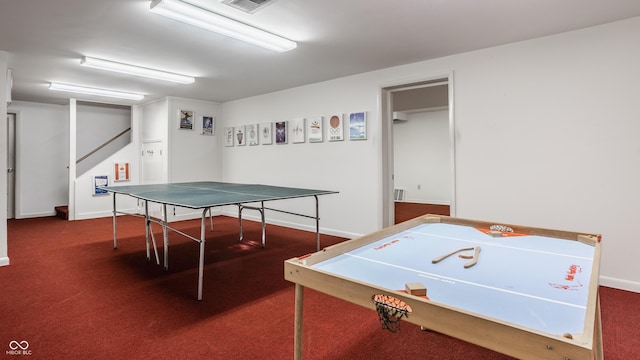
<box><xmin>105</xmin><ymin>181</ymin><xmax>337</xmax><ymax>300</ymax></box>
<box><xmin>285</xmin><ymin>214</ymin><xmax>603</xmax><ymax>360</ymax></box>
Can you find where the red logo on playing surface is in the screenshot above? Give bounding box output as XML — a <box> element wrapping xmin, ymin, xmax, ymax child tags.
<box><xmin>548</xmin><ymin>264</ymin><xmax>584</xmax><ymax>291</ymax></box>
<box><xmin>374</xmin><ymin>239</ymin><xmax>399</xmax><ymax>250</ymax></box>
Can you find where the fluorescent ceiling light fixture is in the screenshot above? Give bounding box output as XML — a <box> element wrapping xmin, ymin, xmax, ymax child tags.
<box><xmin>149</xmin><ymin>0</ymin><xmax>297</xmax><ymax>52</ymax></box>
<box><xmin>80</xmin><ymin>56</ymin><xmax>195</xmax><ymax>84</ymax></box>
<box><xmin>49</xmin><ymin>82</ymin><xmax>144</xmax><ymax>101</ymax></box>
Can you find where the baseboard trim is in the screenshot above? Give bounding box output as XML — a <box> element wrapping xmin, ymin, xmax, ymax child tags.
<box><xmin>74</xmin><ymin>210</ymin><xmax>114</xmax><ymax>220</ymax></box>
<box><xmin>600</xmin><ymin>276</ymin><xmax>640</xmax><ymax>293</ymax></box>
<box><xmin>0</xmin><ymin>257</ymin><xmax>10</xmax><ymax>267</ymax></box>
<box><xmin>220</xmin><ymin>210</ymin><xmax>359</xmax><ymax>240</ymax></box>
<box><xmin>15</xmin><ymin>211</ymin><xmax>56</xmax><ymax>219</ymax></box>
<box><xmin>403</xmin><ymin>199</ymin><xmax>451</xmax><ymax>206</ymax></box>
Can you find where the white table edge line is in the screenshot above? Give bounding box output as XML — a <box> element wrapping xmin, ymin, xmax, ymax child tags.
<box><xmin>404</xmin><ymin>229</ymin><xmax>594</xmax><ymax>261</ymax></box>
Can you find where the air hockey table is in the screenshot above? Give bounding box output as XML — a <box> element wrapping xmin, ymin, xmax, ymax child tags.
<box><xmin>285</xmin><ymin>215</ymin><xmax>603</xmax><ymax>360</ymax></box>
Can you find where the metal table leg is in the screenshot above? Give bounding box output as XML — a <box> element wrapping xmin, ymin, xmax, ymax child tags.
<box><xmin>112</xmin><ymin>193</ymin><xmax>118</xmax><ymax>249</ymax></box>
<box><xmin>163</xmin><ymin>203</ymin><xmax>169</xmax><ymax>271</ymax></box>
<box><xmin>238</xmin><ymin>204</ymin><xmax>243</xmax><ymax>242</ymax></box>
<box><xmin>260</xmin><ymin>201</ymin><xmax>266</xmax><ymax>247</ymax></box>
<box><xmin>144</xmin><ymin>201</ymin><xmax>150</xmax><ymax>262</ymax></box>
<box><xmin>197</xmin><ymin>208</ymin><xmax>207</xmax><ymax>301</ymax></box>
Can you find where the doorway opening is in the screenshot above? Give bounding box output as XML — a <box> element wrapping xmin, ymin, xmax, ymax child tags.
<box><xmin>380</xmin><ymin>74</ymin><xmax>456</xmax><ymax>227</ymax></box>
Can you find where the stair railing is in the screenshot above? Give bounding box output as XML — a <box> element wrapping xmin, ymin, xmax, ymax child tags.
<box><xmin>76</xmin><ymin>127</ymin><xmax>131</xmax><ymax>165</ymax></box>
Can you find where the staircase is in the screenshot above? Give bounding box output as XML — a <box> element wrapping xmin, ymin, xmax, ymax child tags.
<box><xmin>55</xmin><ymin>206</ymin><xmax>68</xmax><ymax>220</ymax></box>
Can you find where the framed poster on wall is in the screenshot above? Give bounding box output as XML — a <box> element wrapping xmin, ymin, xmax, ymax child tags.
<box><xmin>247</xmin><ymin>124</ymin><xmax>258</xmax><ymax>145</ymax></box>
<box><xmin>328</xmin><ymin>114</ymin><xmax>344</xmax><ymax>141</ymax></box>
<box><xmin>260</xmin><ymin>122</ymin><xmax>273</xmax><ymax>145</ymax></box>
<box><xmin>93</xmin><ymin>175</ymin><xmax>109</xmax><ymax>196</ymax></box>
<box><xmin>114</xmin><ymin>162</ymin><xmax>130</xmax><ymax>182</ymax></box>
<box><xmin>349</xmin><ymin>111</ymin><xmax>367</xmax><ymax>140</ymax></box>
<box><xmin>179</xmin><ymin>109</ymin><xmax>194</xmax><ymax>130</ymax></box>
<box><xmin>224</xmin><ymin>127</ymin><xmax>234</xmax><ymax>146</ymax></box>
<box><xmin>275</xmin><ymin>121</ymin><xmax>288</xmax><ymax>144</ymax></box>
<box><xmin>202</xmin><ymin>116</ymin><xmax>214</xmax><ymax>135</ymax></box>
<box><xmin>291</xmin><ymin>118</ymin><xmax>305</xmax><ymax>143</ymax></box>
<box><xmin>235</xmin><ymin>125</ymin><xmax>246</xmax><ymax>146</ymax></box>
<box><xmin>307</xmin><ymin>116</ymin><xmax>323</xmax><ymax>143</ymax></box>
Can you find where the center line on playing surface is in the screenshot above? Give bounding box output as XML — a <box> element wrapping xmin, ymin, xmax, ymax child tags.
<box><xmin>172</xmin><ymin>185</ymin><xmax>269</xmax><ymax>198</ymax></box>
<box><xmin>344</xmin><ymin>253</ymin><xmax>586</xmax><ymax>310</ymax></box>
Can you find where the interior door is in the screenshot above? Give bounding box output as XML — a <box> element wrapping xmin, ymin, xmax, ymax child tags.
<box><xmin>7</xmin><ymin>113</ymin><xmax>15</xmax><ymax>219</ymax></box>
<box><xmin>142</xmin><ymin>140</ymin><xmax>163</xmax><ymax>184</ymax></box>
<box><xmin>141</xmin><ymin>140</ymin><xmax>164</xmax><ymax>217</ymax></box>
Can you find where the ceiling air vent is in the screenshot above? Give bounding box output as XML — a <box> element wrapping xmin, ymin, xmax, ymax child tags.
<box><xmin>221</xmin><ymin>0</ymin><xmax>277</xmax><ymax>14</ymax></box>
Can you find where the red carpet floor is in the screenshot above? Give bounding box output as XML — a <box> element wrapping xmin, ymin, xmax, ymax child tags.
<box><xmin>1</xmin><ymin>216</ymin><xmax>638</xmax><ymax>359</ymax></box>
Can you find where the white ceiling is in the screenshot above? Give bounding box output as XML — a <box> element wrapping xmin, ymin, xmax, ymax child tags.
<box><xmin>3</xmin><ymin>0</ymin><xmax>640</xmax><ymax>106</ymax></box>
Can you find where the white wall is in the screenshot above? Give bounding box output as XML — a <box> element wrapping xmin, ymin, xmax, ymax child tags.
<box><xmin>221</xmin><ymin>17</ymin><xmax>640</xmax><ymax>291</ymax></box>
<box><xmin>76</xmin><ymin>96</ymin><xmax>223</xmax><ymax>220</ymax></box>
<box><xmin>393</xmin><ymin>110</ymin><xmax>450</xmax><ymax>204</ymax></box>
<box><xmin>73</xmin><ymin>102</ymin><xmax>135</xmax><ymax>219</ymax></box>
<box><xmin>76</xmin><ymin>103</ymin><xmax>131</xmax><ymax>175</ymax></box>
<box><xmin>165</xmin><ymin>97</ymin><xmax>223</xmax><ymax>220</ymax></box>
<box><xmin>140</xmin><ymin>97</ymin><xmax>169</xmax><ymax>188</ymax></box>
<box><xmin>167</xmin><ymin>97</ymin><xmax>222</xmax><ymax>183</ymax></box>
<box><xmin>75</xmin><ymin>102</ymin><xmax>149</xmax><ymax>220</ymax></box>
<box><xmin>0</xmin><ymin>51</ymin><xmax>8</xmax><ymax>266</ymax></box>
<box><xmin>7</xmin><ymin>100</ymin><xmax>134</xmax><ymax>219</ymax></box>
<box><xmin>7</xmin><ymin>101</ymin><xmax>69</xmax><ymax>218</ymax></box>
<box><xmin>447</xmin><ymin>19</ymin><xmax>640</xmax><ymax>291</ymax></box>
<box><xmin>122</xmin><ymin>97</ymin><xmax>223</xmax><ymax>221</ymax></box>
<box><xmin>140</xmin><ymin>97</ymin><xmax>168</xmax><ymax>147</ymax></box>
<box><xmin>74</xmin><ymin>144</ymin><xmax>139</xmax><ymax>219</ymax></box>
<box><xmin>222</xmin><ymin>85</ymin><xmax>378</xmax><ymax>238</ymax></box>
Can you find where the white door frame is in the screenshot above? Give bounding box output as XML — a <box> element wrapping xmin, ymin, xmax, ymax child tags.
<box><xmin>380</xmin><ymin>71</ymin><xmax>456</xmax><ymax>227</ymax></box>
<box><xmin>6</xmin><ymin>113</ymin><xmax>15</xmax><ymax>219</ymax></box>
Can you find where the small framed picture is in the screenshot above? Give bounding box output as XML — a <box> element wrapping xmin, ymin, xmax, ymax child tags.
<box><xmin>179</xmin><ymin>109</ymin><xmax>194</xmax><ymax>130</ymax></box>
<box><xmin>327</xmin><ymin>114</ymin><xmax>344</xmax><ymax>141</ymax></box>
<box><xmin>291</xmin><ymin>118</ymin><xmax>305</xmax><ymax>143</ymax></box>
<box><xmin>307</xmin><ymin>116</ymin><xmax>323</xmax><ymax>143</ymax></box>
<box><xmin>260</xmin><ymin>122</ymin><xmax>273</xmax><ymax>145</ymax></box>
<box><xmin>235</xmin><ymin>125</ymin><xmax>246</xmax><ymax>146</ymax></box>
<box><xmin>224</xmin><ymin>127</ymin><xmax>234</xmax><ymax>146</ymax></box>
<box><xmin>275</xmin><ymin>121</ymin><xmax>288</xmax><ymax>144</ymax></box>
<box><xmin>202</xmin><ymin>115</ymin><xmax>214</xmax><ymax>135</ymax></box>
<box><xmin>113</xmin><ymin>162</ymin><xmax>130</xmax><ymax>182</ymax></box>
<box><xmin>93</xmin><ymin>175</ymin><xmax>109</xmax><ymax>196</ymax></box>
<box><xmin>349</xmin><ymin>111</ymin><xmax>367</xmax><ymax>140</ymax></box>
<box><xmin>247</xmin><ymin>124</ymin><xmax>258</xmax><ymax>145</ymax></box>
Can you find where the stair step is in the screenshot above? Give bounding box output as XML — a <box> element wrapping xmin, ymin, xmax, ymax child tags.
<box><xmin>54</xmin><ymin>206</ymin><xmax>68</xmax><ymax>220</ymax></box>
